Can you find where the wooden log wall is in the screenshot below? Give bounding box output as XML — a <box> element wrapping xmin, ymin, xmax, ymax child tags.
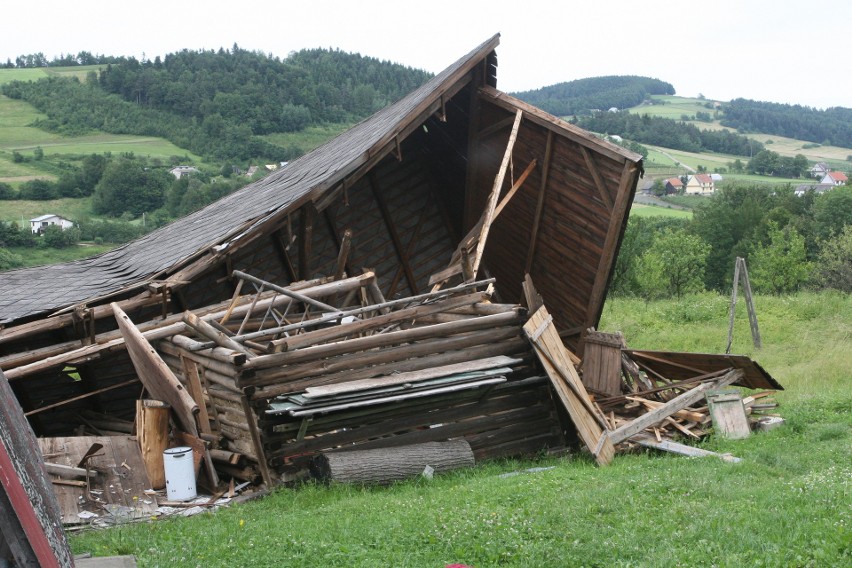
<box><xmin>154</xmin><ymin>282</ymin><xmax>567</xmax><ymax>482</ymax></box>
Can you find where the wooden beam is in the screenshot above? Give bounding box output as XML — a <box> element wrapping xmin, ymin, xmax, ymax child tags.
<box><xmin>584</xmin><ymin>160</ymin><xmax>640</xmax><ymax>337</ymax></box>
<box><xmin>240</xmin><ymin>396</ymin><xmax>274</xmax><ymax>487</ymax></box>
<box><xmin>463</xmin><ymin>62</ymin><xmax>486</xmax><ymax>232</ymax></box>
<box><xmin>492</xmin><ymin>158</ymin><xmax>537</xmax><ymax>219</ymax></box>
<box><xmin>270</xmin><ymin>229</ymin><xmax>298</xmax><ymax>283</ymax></box>
<box><xmin>387</xmin><ymin>198</ymin><xmax>431</xmax><ymax>298</ymax></box>
<box><xmin>525</xmin><ymin>131</ymin><xmax>554</xmax><ymax>274</ymax></box>
<box><xmin>183</xmin><ymin>311</ymin><xmax>255</xmax><ymax>359</ymax></box>
<box><xmin>471</xmin><ymin>109</ymin><xmax>523</xmax><ymax>278</ymax></box>
<box><xmin>523</xmin><ymin>306</ymin><xmax>613</xmax><ymax>466</ymax></box>
<box><xmin>477</xmin><ymin>115</ymin><xmax>516</xmax><ymax>139</ymax></box>
<box><xmin>24</xmin><ymin>378</ymin><xmax>139</xmax><ymax>417</ymax></box>
<box><xmin>369</xmin><ymin>173</ymin><xmax>419</xmax><ymax>295</ymax></box>
<box><xmin>111</xmin><ymin>303</ymin><xmax>199</xmax><ymax>436</ymax></box>
<box><xmin>580</xmin><ymin>146</ymin><xmax>614</xmax><ymax>212</ymax></box>
<box><xmin>477</xmin><ymin>85</ymin><xmax>641</xmax><ymax>164</ymax></box>
<box><xmin>299</xmin><ymin>203</ymin><xmax>316</xmax><ymax>281</ymax></box>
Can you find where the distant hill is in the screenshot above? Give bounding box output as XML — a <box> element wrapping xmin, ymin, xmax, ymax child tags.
<box><xmin>721</xmin><ymin>98</ymin><xmax>852</xmax><ymax>148</ymax></box>
<box><xmin>511</xmin><ymin>76</ymin><xmax>675</xmax><ymax>116</ymax></box>
<box><xmin>1</xmin><ymin>46</ymin><xmax>433</xmax><ymax>163</ymax></box>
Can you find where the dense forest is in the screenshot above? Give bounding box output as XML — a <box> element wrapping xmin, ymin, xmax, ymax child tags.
<box><xmin>721</xmin><ymin>99</ymin><xmax>852</xmax><ymax>148</ymax></box>
<box><xmin>1</xmin><ymin>46</ymin><xmax>433</xmax><ymax>163</ymax></box>
<box><xmin>576</xmin><ymin>111</ymin><xmax>764</xmax><ymax>157</ymax></box>
<box><xmin>512</xmin><ymin>76</ymin><xmax>675</xmax><ymax>116</ymax></box>
<box><xmin>3</xmin><ymin>51</ymin><xmax>127</xmax><ymax>68</ymax></box>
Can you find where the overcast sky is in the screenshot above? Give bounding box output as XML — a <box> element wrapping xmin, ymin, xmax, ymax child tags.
<box><xmin>3</xmin><ymin>0</ymin><xmax>849</xmax><ymax>109</ymax></box>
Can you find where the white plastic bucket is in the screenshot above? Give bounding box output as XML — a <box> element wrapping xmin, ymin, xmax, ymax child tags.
<box><xmin>163</xmin><ymin>446</ymin><xmax>196</xmax><ymax>501</ymax></box>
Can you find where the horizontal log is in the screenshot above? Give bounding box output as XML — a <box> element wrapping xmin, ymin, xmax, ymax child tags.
<box><xmin>265</xmin><ymin>377</ymin><xmax>550</xmax><ymax>458</ymax></box>
<box><xmin>184</xmin><ymin>311</ymin><xmax>255</xmax><ymax>359</ymax></box>
<box><xmin>169</xmin><ymin>335</ymin><xmax>247</xmax><ymax>366</ymax></box>
<box><xmin>251</xmin><ymin>336</ymin><xmax>531</xmax><ymax>400</ymax></box>
<box><xmin>269</xmin><ymin>291</ymin><xmax>492</xmax><ymax>352</ymax></box>
<box><xmin>210</xmin><ymin>449</ymin><xmax>243</xmax><ymax>465</ymax></box>
<box><xmin>312</xmin><ymin>440</ymin><xmax>474</xmax><ymax>484</ymax></box>
<box><xmin>2</xmin><ymin>273</ymin><xmax>375</xmax><ymax>379</ymax></box>
<box><xmin>245</xmin><ymin>310</ymin><xmax>523</xmax><ymax>371</ymax></box>
<box><xmin>243</xmin><ymin>326</ymin><xmax>524</xmax><ymax>389</ymax></box>
<box><xmin>157</xmin><ymin>341</ymin><xmax>247</xmax><ymax>381</ymax></box>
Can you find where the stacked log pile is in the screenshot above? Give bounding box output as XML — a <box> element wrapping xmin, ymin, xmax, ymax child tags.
<box><xmin>156</xmin><ymin>271</ymin><xmax>564</xmax><ymax>485</ymax></box>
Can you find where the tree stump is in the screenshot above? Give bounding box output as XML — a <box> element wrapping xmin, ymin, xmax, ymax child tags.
<box><xmin>311</xmin><ymin>439</ymin><xmax>475</xmax><ymax>485</ymax></box>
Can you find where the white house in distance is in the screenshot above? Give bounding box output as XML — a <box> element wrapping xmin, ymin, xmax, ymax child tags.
<box><xmin>684</xmin><ymin>173</ymin><xmax>715</xmax><ymax>195</ymax></box>
<box><xmin>168</xmin><ymin>165</ymin><xmax>200</xmax><ymax>179</ymax></box>
<box><xmin>30</xmin><ymin>214</ymin><xmax>74</xmax><ymax>234</ymax></box>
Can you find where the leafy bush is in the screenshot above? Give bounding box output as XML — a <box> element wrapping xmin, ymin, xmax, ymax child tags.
<box><xmin>78</xmin><ymin>219</ymin><xmax>147</xmax><ymax>244</ymax></box>
<box><xmin>812</xmin><ymin>225</ymin><xmax>852</xmax><ymax>292</ymax></box>
<box><xmin>750</xmin><ymin>222</ymin><xmax>811</xmax><ymax>294</ymax></box>
<box><xmin>0</xmin><ymin>182</ymin><xmax>16</xmax><ymax>200</ymax></box>
<box><xmin>40</xmin><ymin>224</ymin><xmax>80</xmax><ymax>248</ymax></box>
<box><xmin>0</xmin><ymin>247</ymin><xmax>23</xmax><ymax>270</ymax></box>
<box><xmin>18</xmin><ymin>178</ymin><xmax>59</xmax><ymax>200</ymax></box>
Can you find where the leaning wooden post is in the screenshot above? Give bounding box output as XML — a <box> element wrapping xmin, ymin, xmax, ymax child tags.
<box><xmin>726</xmin><ymin>257</ymin><xmax>761</xmax><ymax>353</ymax></box>
<box><xmin>725</xmin><ymin>258</ymin><xmax>741</xmax><ymax>354</ymax></box>
<box><xmin>738</xmin><ymin>258</ymin><xmax>762</xmax><ymax>349</ymax></box>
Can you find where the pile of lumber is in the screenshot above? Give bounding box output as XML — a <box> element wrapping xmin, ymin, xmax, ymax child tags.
<box><xmin>570</xmin><ymin>329</ymin><xmax>783</xmax><ymax>460</ymax></box>
<box><xmin>155</xmin><ymin>270</ymin><xmax>563</xmax><ymax>485</ymax></box>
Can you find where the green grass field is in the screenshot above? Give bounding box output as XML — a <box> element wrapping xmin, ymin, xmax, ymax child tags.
<box><xmin>629</xmin><ymin>95</ymin><xmax>715</xmax><ymax>120</ymax></box>
<box><xmin>0</xmin><ymin>196</ymin><xmax>95</xmax><ymax>224</ymax></box>
<box><xmin>628</xmin><ymin>202</ymin><xmax>692</xmax><ymax>218</ymax></box>
<box><xmin>628</xmin><ymin>95</ymin><xmax>852</xmax><ymax>167</ymax></box>
<box><xmin>0</xmin><ymin>66</ymin><xmax>201</xmax><ymax>182</ymax></box>
<box><xmin>69</xmin><ymin>291</ymin><xmax>851</xmax><ymax>566</ymax></box>
<box><xmin>5</xmin><ymin>243</ymin><xmax>113</xmax><ymax>267</ymax></box>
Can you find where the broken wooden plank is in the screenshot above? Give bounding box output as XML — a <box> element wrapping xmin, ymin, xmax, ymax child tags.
<box><xmin>523</xmin><ymin>306</ymin><xmax>614</xmax><ymax>466</ymax></box>
<box><xmin>0</xmin><ymin>368</ymin><xmax>73</xmax><ymax>565</ymax></box>
<box><xmin>706</xmin><ymin>389</ymin><xmax>751</xmax><ymax>440</ymax></box>
<box><xmin>303</xmin><ymin>356</ymin><xmax>522</xmax><ymax>398</ymax></box>
<box><xmin>632</xmin><ymin>434</ymin><xmax>742</xmax><ymax>463</ymax></box>
<box><xmin>608</xmin><ymin>369</ymin><xmax>744</xmax><ymax>445</ymax></box>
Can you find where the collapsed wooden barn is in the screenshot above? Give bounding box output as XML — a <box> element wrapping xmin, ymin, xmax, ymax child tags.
<box><xmin>0</xmin><ymin>34</ymin><xmax>656</xmax><ymax>487</ymax></box>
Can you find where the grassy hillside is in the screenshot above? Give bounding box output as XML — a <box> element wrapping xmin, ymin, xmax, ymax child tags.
<box><xmin>631</xmin><ymin>95</ymin><xmax>852</xmax><ymax>169</ymax></box>
<box><xmin>69</xmin><ymin>291</ymin><xmax>851</xmax><ymax>566</ymax></box>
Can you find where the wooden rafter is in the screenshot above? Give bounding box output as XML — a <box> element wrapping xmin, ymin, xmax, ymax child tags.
<box><xmin>585</xmin><ymin>161</ymin><xmax>639</xmax><ymax>338</ymax></box>
<box><xmin>525</xmin><ymin>130</ymin><xmax>554</xmax><ymax>274</ymax></box>
<box><xmin>387</xmin><ymin>198</ymin><xmax>432</xmax><ymax>298</ymax></box>
<box><xmin>369</xmin><ymin>173</ymin><xmax>420</xmax><ymax>295</ymax></box>
<box><xmin>581</xmin><ymin>145</ymin><xmax>614</xmax><ymax>212</ymax></box>
<box><xmin>299</xmin><ymin>204</ymin><xmax>316</xmax><ymax>281</ymax></box>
